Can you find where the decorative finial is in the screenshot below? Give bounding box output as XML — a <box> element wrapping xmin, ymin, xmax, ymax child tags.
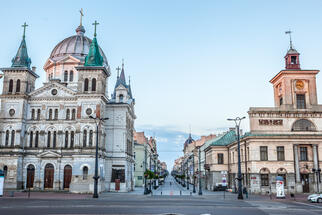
<box><xmin>116</xmin><ymin>66</ymin><xmax>121</xmax><ymax>78</ymax></box>
<box><xmin>22</xmin><ymin>22</ymin><xmax>28</xmax><ymax>38</ymax></box>
<box><xmin>285</xmin><ymin>30</ymin><xmax>293</xmax><ymax>49</ymax></box>
<box><xmin>122</xmin><ymin>58</ymin><xmax>124</xmax><ymax>69</ymax></box>
<box><xmin>79</xmin><ymin>8</ymin><xmax>84</xmax><ymax>26</ymax></box>
<box><xmin>93</xmin><ymin>20</ymin><xmax>99</xmax><ymax>37</ymax></box>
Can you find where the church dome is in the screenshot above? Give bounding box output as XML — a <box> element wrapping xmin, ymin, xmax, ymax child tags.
<box><xmin>48</xmin><ymin>25</ymin><xmax>108</xmax><ymax>66</ymax></box>
<box><xmin>184</xmin><ymin>134</ymin><xmax>195</xmax><ymax>147</ymax></box>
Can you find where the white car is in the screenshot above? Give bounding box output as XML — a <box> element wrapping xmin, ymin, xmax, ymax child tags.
<box><xmin>307</xmin><ymin>193</ymin><xmax>322</xmax><ymax>203</ymax></box>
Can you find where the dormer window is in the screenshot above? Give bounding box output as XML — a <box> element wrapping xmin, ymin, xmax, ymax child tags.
<box><xmin>119</xmin><ymin>94</ymin><xmax>124</xmax><ymax>102</ymax></box>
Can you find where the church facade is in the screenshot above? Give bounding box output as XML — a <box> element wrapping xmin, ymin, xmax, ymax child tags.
<box><xmin>0</xmin><ymin>20</ymin><xmax>135</xmax><ymax>193</ymax></box>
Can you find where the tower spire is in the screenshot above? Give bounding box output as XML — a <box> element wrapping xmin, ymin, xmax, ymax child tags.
<box><xmin>12</xmin><ymin>22</ymin><xmax>31</xmax><ymax>68</ymax></box>
<box><xmin>84</xmin><ymin>20</ymin><xmax>103</xmax><ymax>66</ymax></box>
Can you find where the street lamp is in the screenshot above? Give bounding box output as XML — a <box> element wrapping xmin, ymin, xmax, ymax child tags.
<box><xmin>192</xmin><ymin>153</ymin><xmax>196</xmax><ymax>193</ymax></box>
<box><xmin>227</xmin><ymin>116</ymin><xmax>246</xmax><ymax>200</ymax></box>
<box><xmin>89</xmin><ymin>115</ymin><xmax>109</xmax><ymax>198</ymax></box>
<box><xmin>197</xmin><ymin>146</ymin><xmax>202</xmax><ymax>195</ymax></box>
<box><xmin>312</xmin><ymin>168</ymin><xmax>321</xmax><ymax>193</ymax></box>
<box><xmin>186</xmin><ymin>160</ymin><xmax>189</xmax><ymax>190</ymax></box>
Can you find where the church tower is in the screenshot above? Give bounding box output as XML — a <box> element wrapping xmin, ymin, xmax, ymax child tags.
<box><xmin>112</xmin><ymin>60</ymin><xmax>133</xmax><ymax>103</ymax></box>
<box><xmin>270</xmin><ymin>33</ymin><xmax>319</xmax><ymax>109</ymax></box>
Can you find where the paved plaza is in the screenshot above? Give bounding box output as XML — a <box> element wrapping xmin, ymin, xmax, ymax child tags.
<box><xmin>0</xmin><ymin>176</ymin><xmax>322</xmax><ymax>215</ymax></box>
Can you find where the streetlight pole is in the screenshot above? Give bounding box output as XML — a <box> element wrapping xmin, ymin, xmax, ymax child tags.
<box><xmin>144</xmin><ymin>144</ymin><xmax>149</xmax><ymax>195</ymax></box>
<box><xmin>89</xmin><ymin>115</ymin><xmax>109</xmax><ymax>198</ymax></box>
<box><xmin>192</xmin><ymin>153</ymin><xmax>196</xmax><ymax>193</ymax></box>
<box><xmin>198</xmin><ymin>146</ymin><xmax>202</xmax><ymax>195</ymax></box>
<box><xmin>312</xmin><ymin>168</ymin><xmax>321</xmax><ymax>193</ymax></box>
<box><xmin>227</xmin><ymin>116</ymin><xmax>246</xmax><ymax>200</ymax></box>
<box><xmin>186</xmin><ymin>160</ymin><xmax>189</xmax><ymax>190</ymax></box>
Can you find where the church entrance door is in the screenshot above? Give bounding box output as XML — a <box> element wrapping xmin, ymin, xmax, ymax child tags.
<box><xmin>44</xmin><ymin>163</ymin><xmax>54</xmax><ymax>189</ymax></box>
<box><xmin>63</xmin><ymin>165</ymin><xmax>72</xmax><ymax>189</ymax></box>
<box><xmin>301</xmin><ymin>174</ymin><xmax>310</xmax><ymax>193</ymax></box>
<box><xmin>26</xmin><ymin>164</ymin><xmax>35</xmax><ymax>189</ymax></box>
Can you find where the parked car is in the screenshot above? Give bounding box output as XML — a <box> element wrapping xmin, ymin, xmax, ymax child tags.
<box><xmin>307</xmin><ymin>193</ymin><xmax>322</xmax><ymax>203</ymax></box>
<box><xmin>213</xmin><ymin>183</ymin><xmax>227</xmax><ymax>191</ymax></box>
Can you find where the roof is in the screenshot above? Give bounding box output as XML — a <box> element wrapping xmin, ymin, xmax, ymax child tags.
<box><xmin>12</xmin><ymin>36</ymin><xmax>31</xmax><ymax>69</ymax></box>
<box><xmin>209</xmin><ymin>130</ymin><xmax>236</xmax><ymax>146</ymax></box>
<box><xmin>134</xmin><ymin>131</ymin><xmax>148</xmax><ymax>145</ymax></box>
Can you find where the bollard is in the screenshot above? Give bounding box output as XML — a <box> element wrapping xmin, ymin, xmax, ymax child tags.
<box><xmin>180</xmin><ymin>190</ymin><xmax>182</xmax><ymax>196</ymax></box>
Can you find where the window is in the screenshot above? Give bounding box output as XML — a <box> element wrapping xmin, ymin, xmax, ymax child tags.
<box><xmin>89</xmin><ymin>130</ymin><xmax>93</xmax><ymax>146</ymax></box>
<box><xmin>64</xmin><ymin>71</ymin><xmax>68</xmax><ymax>82</ymax></box>
<box><xmin>65</xmin><ymin>131</ymin><xmax>69</xmax><ymax>148</ymax></box>
<box><xmin>66</xmin><ymin>109</ymin><xmax>70</xmax><ymax>120</ymax></box>
<box><xmin>31</xmin><ymin>109</ymin><xmax>35</xmax><ymax>120</ymax></box>
<box><xmin>119</xmin><ymin>94</ymin><xmax>124</xmax><ymax>102</ymax></box>
<box><xmin>261</xmin><ymin>174</ymin><xmax>269</xmax><ymax>186</ymax></box>
<box><xmin>92</xmin><ymin>78</ymin><xmax>96</xmax><ymax>91</ymax></box>
<box><xmin>8</xmin><ymin>79</ymin><xmax>13</xmax><ymax>93</ymax></box>
<box><xmin>300</xmin><ymin>147</ymin><xmax>308</xmax><ymax>161</ymax></box>
<box><xmin>71</xmin><ymin>109</ymin><xmax>76</xmax><ymax>120</ymax></box>
<box><xmin>53</xmin><ymin>131</ymin><xmax>57</xmax><ymax>148</ymax></box>
<box><xmin>3</xmin><ymin>166</ymin><xmax>8</xmax><ymax>178</ymax></box>
<box><xmin>83</xmin><ymin>130</ymin><xmax>87</xmax><ymax>147</ymax></box>
<box><xmin>292</xmin><ymin>119</ymin><xmax>316</xmax><ymax>131</ymax></box>
<box><xmin>241</xmin><ymin>149</ymin><xmax>244</xmax><ymax>162</ymax></box>
<box><xmin>11</xmin><ymin>130</ymin><xmax>15</xmax><ymax>147</ymax></box>
<box><xmin>37</xmin><ymin>109</ymin><xmax>41</xmax><ymax>120</ymax></box>
<box><xmin>83</xmin><ymin>166</ymin><xmax>88</xmax><ymax>180</ymax></box>
<box><xmin>279</xmin><ymin>97</ymin><xmax>283</xmax><ymax>105</ymax></box>
<box><xmin>260</xmin><ymin>146</ymin><xmax>268</xmax><ymax>161</ymax></box>
<box><xmin>84</xmin><ymin>78</ymin><xmax>89</xmax><ymax>92</ymax></box>
<box><xmin>54</xmin><ymin>109</ymin><xmax>58</xmax><ymax>120</ymax></box>
<box><xmin>16</xmin><ymin>79</ymin><xmax>20</xmax><ymax>93</ymax></box>
<box><xmin>70</xmin><ymin>131</ymin><xmax>74</xmax><ymax>148</ymax></box>
<box><xmin>69</xmin><ymin>70</ymin><xmax>73</xmax><ymax>82</ymax></box>
<box><xmin>277</xmin><ymin>146</ymin><xmax>285</xmax><ymax>161</ymax></box>
<box><xmin>111</xmin><ymin>169</ymin><xmax>125</xmax><ymax>183</ymax></box>
<box><xmin>291</xmin><ymin>56</ymin><xmax>297</xmax><ymax>64</ymax></box>
<box><xmin>47</xmin><ymin>131</ymin><xmax>51</xmax><ymax>147</ymax></box>
<box><xmin>35</xmin><ymin>131</ymin><xmax>39</xmax><ymax>148</ymax></box>
<box><xmin>49</xmin><ymin>109</ymin><xmax>53</xmax><ymax>120</ymax></box>
<box><xmin>218</xmin><ymin>153</ymin><xmax>224</xmax><ymax>164</ymax></box>
<box><xmin>296</xmin><ymin>94</ymin><xmax>306</xmax><ymax>109</ymax></box>
<box><xmin>5</xmin><ymin>130</ymin><xmax>9</xmax><ymax>146</ymax></box>
<box><xmin>29</xmin><ymin>131</ymin><xmax>33</xmax><ymax>147</ymax></box>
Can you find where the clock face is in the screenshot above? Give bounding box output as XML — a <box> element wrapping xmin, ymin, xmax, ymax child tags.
<box><xmin>296</xmin><ymin>80</ymin><xmax>304</xmax><ymax>90</ymax></box>
<box><xmin>9</xmin><ymin>109</ymin><xmax>15</xmax><ymax>116</ymax></box>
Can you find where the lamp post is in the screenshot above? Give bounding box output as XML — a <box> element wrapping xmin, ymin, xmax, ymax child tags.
<box><xmin>197</xmin><ymin>146</ymin><xmax>202</xmax><ymax>195</ymax></box>
<box><xmin>312</xmin><ymin>168</ymin><xmax>321</xmax><ymax>193</ymax></box>
<box><xmin>89</xmin><ymin>115</ymin><xmax>109</xmax><ymax>198</ymax></box>
<box><xmin>227</xmin><ymin>116</ymin><xmax>246</xmax><ymax>200</ymax></box>
<box><xmin>186</xmin><ymin>160</ymin><xmax>189</xmax><ymax>190</ymax></box>
<box><xmin>192</xmin><ymin>153</ymin><xmax>196</xmax><ymax>193</ymax></box>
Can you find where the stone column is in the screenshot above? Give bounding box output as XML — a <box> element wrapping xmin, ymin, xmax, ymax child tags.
<box><xmin>294</xmin><ymin>144</ymin><xmax>301</xmax><ymax>193</ymax></box>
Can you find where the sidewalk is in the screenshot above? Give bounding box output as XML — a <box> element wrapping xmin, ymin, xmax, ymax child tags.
<box><xmin>1</xmin><ymin>190</ymin><xmax>91</xmax><ymax>199</ymax></box>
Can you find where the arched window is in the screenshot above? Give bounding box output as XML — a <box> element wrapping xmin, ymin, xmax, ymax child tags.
<box><xmin>84</xmin><ymin>78</ymin><xmax>89</xmax><ymax>92</ymax></box>
<box><xmin>83</xmin><ymin>166</ymin><xmax>88</xmax><ymax>180</ymax></box>
<box><xmin>31</xmin><ymin>109</ymin><xmax>35</xmax><ymax>120</ymax></box>
<box><xmin>71</xmin><ymin>109</ymin><xmax>76</xmax><ymax>120</ymax></box>
<box><xmin>65</xmin><ymin>131</ymin><xmax>69</xmax><ymax>148</ymax></box>
<box><xmin>35</xmin><ymin>131</ymin><xmax>39</xmax><ymax>148</ymax></box>
<box><xmin>11</xmin><ymin>130</ymin><xmax>15</xmax><ymax>147</ymax></box>
<box><xmin>53</xmin><ymin>131</ymin><xmax>57</xmax><ymax>148</ymax></box>
<box><xmin>69</xmin><ymin>70</ymin><xmax>73</xmax><ymax>82</ymax></box>
<box><xmin>8</xmin><ymin>79</ymin><xmax>13</xmax><ymax>93</ymax></box>
<box><xmin>292</xmin><ymin>119</ymin><xmax>316</xmax><ymax>131</ymax></box>
<box><xmin>66</xmin><ymin>109</ymin><xmax>70</xmax><ymax>120</ymax></box>
<box><xmin>92</xmin><ymin>78</ymin><xmax>96</xmax><ymax>91</ymax></box>
<box><xmin>49</xmin><ymin>109</ymin><xmax>53</xmax><ymax>120</ymax></box>
<box><xmin>29</xmin><ymin>131</ymin><xmax>33</xmax><ymax>147</ymax></box>
<box><xmin>89</xmin><ymin>130</ymin><xmax>93</xmax><ymax>147</ymax></box>
<box><xmin>119</xmin><ymin>94</ymin><xmax>124</xmax><ymax>102</ymax></box>
<box><xmin>70</xmin><ymin>131</ymin><xmax>74</xmax><ymax>148</ymax></box>
<box><xmin>5</xmin><ymin>130</ymin><xmax>9</xmax><ymax>146</ymax></box>
<box><xmin>54</xmin><ymin>109</ymin><xmax>58</xmax><ymax>120</ymax></box>
<box><xmin>64</xmin><ymin>71</ymin><xmax>68</xmax><ymax>82</ymax></box>
<box><xmin>3</xmin><ymin>166</ymin><xmax>8</xmax><ymax>178</ymax></box>
<box><xmin>37</xmin><ymin>109</ymin><xmax>41</xmax><ymax>120</ymax></box>
<box><xmin>83</xmin><ymin>130</ymin><xmax>87</xmax><ymax>147</ymax></box>
<box><xmin>16</xmin><ymin>79</ymin><xmax>20</xmax><ymax>93</ymax></box>
<box><xmin>47</xmin><ymin>131</ymin><xmax>51</xmax><ymax>147</ymax></box>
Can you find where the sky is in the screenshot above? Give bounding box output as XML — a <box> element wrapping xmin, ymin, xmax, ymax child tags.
<box><xmin>1</xmin><ymin>0</ymin><xmax>322</xmax><ymax>170</ymax></box>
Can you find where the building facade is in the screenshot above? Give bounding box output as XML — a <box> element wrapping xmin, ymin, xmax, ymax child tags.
<box><xmin>0</xmin><ymin>20</ymin><xmax>135</xmax><ymax>193</ymax></box>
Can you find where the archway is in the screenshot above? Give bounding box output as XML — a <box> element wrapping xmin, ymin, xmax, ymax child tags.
<box><xmin>63</xmin><ymin>165</ymin><xmax>72</xmax><ymax>189</ymax></box>
<box><xmin>26</xmin><ymin>164</ymin><xmax>35</xmax><ymax>188</ymax></box>
<box><xmin>44</xmin><ymin>163</ymin><xmax>54</xmax><ymax>189</ymax></box>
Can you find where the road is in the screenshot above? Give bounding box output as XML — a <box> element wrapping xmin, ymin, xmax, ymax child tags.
<box><xmin>0</xmin><ymin>176</ymin><xmax>321</xmax><ymax>215</ymax></box>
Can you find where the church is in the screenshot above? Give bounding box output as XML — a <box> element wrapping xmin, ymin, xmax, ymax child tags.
<box><xmin>0</xmin><ymin>16</ymin><xmax>136</xmax><ymax>193</ymax></box>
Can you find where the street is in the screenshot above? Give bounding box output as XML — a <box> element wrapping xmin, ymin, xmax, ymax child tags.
<box><xmin>0</xmin><ymin>176</ymin><xmax>322</xmax><ymax>215</ymax></box>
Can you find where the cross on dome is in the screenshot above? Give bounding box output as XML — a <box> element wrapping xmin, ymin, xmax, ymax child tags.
<box><xmin>22</xmin><ymin>22</ymin><xmax>28</xmax><ymax>38</ymax></box>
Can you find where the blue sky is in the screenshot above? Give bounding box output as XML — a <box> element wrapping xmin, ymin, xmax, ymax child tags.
<box><xmin>2</xmin><ymin>0</ymin><xmax>322</xmax><ymax>169</ymax></box>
